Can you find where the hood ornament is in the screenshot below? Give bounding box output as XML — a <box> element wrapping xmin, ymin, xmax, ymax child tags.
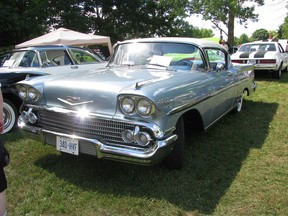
<box><xmin>57</xmin><ymin>96</ymin><xmax>93</xmax><ymax>106</ymax></box>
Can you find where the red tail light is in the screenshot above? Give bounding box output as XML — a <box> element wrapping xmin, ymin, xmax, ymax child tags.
<box><xmin>232</xmin><ymin>60</ymin><xmax>244</xmax><ymax>64</ymax></box>
<box><xmin>259</xmin><ymin>59</ymin><xmax>276</xmax><ymax>64</ymax></box>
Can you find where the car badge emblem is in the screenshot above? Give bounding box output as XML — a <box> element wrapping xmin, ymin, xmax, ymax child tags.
<box><xmin>57</xmin><ymin>96</ymin><xmax>93</xmax><ymax>106</ymax></box>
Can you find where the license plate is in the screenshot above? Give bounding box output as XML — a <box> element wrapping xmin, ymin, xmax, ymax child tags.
<box><xmin>248</xmin><ymin>59</ymin><xmax>256</xmax><ymax>64</ymax></box>
<box><xmin>56</xmin><ymin>136</ymin><xmax>79</xmax><ymax>155</ymax></box>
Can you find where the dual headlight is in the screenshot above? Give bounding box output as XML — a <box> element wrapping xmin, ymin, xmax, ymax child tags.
<box><xmin>17</xmin><ymin>85</ymin><xmax>40</xmax><ymax>102</ymax></box>
<box><xmin>120</xmin><ymin>96</ymin><xmax>155</xmax><ymax>117</ymax></box>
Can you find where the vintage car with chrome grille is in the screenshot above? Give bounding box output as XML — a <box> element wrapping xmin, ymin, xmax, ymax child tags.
<box><xmin>16</xmin><ymin>37</ymin><xmax>256</xmax><ymax>169</ymax></box>
<box><xmin>231</xmin><ymin>41</ymin><xmax>288</xmax><ymax>79</ymax></box>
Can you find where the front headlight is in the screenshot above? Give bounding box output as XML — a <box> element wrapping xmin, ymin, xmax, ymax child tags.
<box><xmin>120</xmin><ymin>97</ymin><xmax>135</xmax><ymax>114</ymax></box>
<box><xmin>18</xmin><ymin>86</ymin><xmax>27</xmax><ymax>99</ymax></box>
<box><xmin>137</xmin><ymin>98</ymin><xmax>153</xmax><ymax>116</ymax></box>
<box><xmin>119</xmin><ymin>95</ymin><xmax>155</xmax><ymax>117</ymax></box>
<box><xmin>27</xmin><ymin>88</ymin><xmax>39</xmax><ymax>101</ymax></box>
<box><xmin>17</xmin><ymin>85</ymin><xmax>40</xmax><ymax>102</ymax></box>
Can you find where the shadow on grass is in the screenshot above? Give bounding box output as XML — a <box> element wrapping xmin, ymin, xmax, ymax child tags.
<box><xmin>34</xmin><ymin>100</ymin><xmax>278</xmax><ymax>214</ymax></box>
<box><xmin>254</xmin><ymin>70</ymin><xmax>288</xmax><ymax>83</ymax></box>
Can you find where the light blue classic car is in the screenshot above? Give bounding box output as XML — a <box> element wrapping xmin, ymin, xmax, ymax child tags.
<box><xmin>16</xmin><ymin>38</ymin><xmax>256</xmax><ymax>169</ymax></box>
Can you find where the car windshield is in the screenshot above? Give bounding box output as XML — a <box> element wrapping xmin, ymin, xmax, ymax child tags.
<box><xmin>109</xmin><ymin>42</ymin><xmax>205</xmax><ymax>71</ymax></box>
<box><xmin>238</xmin><ymin>43</ymin><xmax>276</xmax><ymax>52</ymax></box>
<box><xmin>2</xmin><ymin>50</ymin><xmax>40</xmax><ymax>68</ymax></box>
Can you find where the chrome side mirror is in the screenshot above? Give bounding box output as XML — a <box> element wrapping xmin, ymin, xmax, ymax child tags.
<box><xmin>216</xmin><ymin>62</ymin><xmax>225</xmax><ymax>71</ymax></box>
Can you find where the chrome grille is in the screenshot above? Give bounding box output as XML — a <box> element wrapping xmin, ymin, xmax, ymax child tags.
<box><xmin>36</xmin><ymin>110</ymin><xmax>135</xmax><ymax>145</ymax></box>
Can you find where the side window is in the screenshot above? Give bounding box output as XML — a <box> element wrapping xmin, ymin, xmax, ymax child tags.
<box><xmin>39</xmin><ymin>51</ymin><xmax>53</xmax><ymax>67</ymax></box>
<box><xmin>205</xmin><ymin>49</ymin><xmax>226</xmax><ymax>71</ymax></box>
<box><xmin>40</xmin><ymin>50</ymin><xmax>73</xmax><ymax>67</ymax></box>
<box><xmin>47</xmin><ymin>50</ymin><xmax>72</xmax><ymax>66</ymax></box>
<box><xmin>70</xmin><ymin>49</ymin><xmax>101</xmax><ymax>64</ymax></box>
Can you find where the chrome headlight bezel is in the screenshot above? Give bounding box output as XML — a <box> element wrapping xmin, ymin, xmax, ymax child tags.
<box><xmin>17</xmin><ymin>85</ymin><xmax>41</xmax><ymax>102</ymax></box>
<box><xmin>136</xmin><ymin>98</ymin><xmax>154</xmax><ymax>116</ymax></box>
<box><xmin>18</xmin><ymin>86</ymin><xmax>27</xmax><ymax>99</ymax></box>
<box><xmin>119</xmin><ymin>95</ymin><xmax>155</xmax><ymax>117</ymax></box>
<box><xmin>120</xmin><ymin>96</ymin><xmax>135</xmax><ymax>114</ymax></box>
<box><xmin>27</xmin><ymin>87</ymin><xmax>40</xmax><ymax>101</ymax></box>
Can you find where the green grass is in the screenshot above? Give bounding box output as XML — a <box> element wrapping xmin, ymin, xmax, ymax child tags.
<box><xmin>4</xmin><ymin>72</ymin><xmax>288</xmax><ymax>215</ymax></box>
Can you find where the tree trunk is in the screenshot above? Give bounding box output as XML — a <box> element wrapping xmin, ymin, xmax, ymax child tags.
<box><xmin>227</xmin><ymin>12</ymin><xmax>235</xmax><ymax>48</ymax></box>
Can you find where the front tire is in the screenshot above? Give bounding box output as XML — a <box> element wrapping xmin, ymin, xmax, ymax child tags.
<box><xmin>163</xmin><ymin>116</ymin><xmax>185</xmax><ymax>169</ymax></box>
<box><xmin>3</xmin><ymin>99</ymin><xmax>17</xmax><ymax>134</ymax></box>
<box><xmin>233</xmin><ymin>93</ymin><xmax>244</xmax><ymax>113</ymax></box>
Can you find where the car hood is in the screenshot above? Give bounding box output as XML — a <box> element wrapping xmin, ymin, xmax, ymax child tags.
<box><xmin>22</xmin><ymin>66</ymin><xmax>209</xmax><ymax>117</ymax></box>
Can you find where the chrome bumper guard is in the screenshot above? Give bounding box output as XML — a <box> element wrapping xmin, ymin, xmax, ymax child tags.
<box><xmin>18</xmin><ymin>119</ymin><xmax>178</xmax><ymax>166</ymax></box>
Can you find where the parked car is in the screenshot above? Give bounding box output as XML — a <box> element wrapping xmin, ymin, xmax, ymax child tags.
<box><xmin>231</xmin><ymin>41</ymin><xmax>288</xmax><ymax>79</ymax></box>
<box><xmin>16</xmin><ymin>37</ymin><xmax>256</xmax><ymax>169</ymax></box>
<box><xmin>0</xmin><ymin>45</ymin><xmax>107</xmax><ymax>134</ymax></box>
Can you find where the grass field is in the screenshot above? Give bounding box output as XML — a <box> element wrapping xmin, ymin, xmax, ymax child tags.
<box><xmin>3</xmin><ymin>72</ymin><xmax>288</xmax><ymax>216</ymax></box>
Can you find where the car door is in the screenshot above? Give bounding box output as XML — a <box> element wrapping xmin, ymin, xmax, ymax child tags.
<box><xmin>205</xmin><ymin>48</ymin><xmax>238</xmax><ymax>125</ymax></box>
<box><xmin>278</xmin><ymin>43</ymin><xmax>288</xmax><ymax>69</ymax></box>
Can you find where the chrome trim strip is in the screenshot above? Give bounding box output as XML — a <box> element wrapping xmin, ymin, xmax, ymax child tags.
<box><xmin>167</xmin><ymin>94</ymin><xmax>210</xmax><ymax>115</ymax></box>
<box><xmin>57</xmin><ymin>97</ymin><xmax>93</xmax><ymax>106</ymax></box>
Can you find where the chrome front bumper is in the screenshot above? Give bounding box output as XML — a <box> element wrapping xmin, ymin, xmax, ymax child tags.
<box><xmin>18</xmin><ymin>119</ymin><xmax>178</xmax><ymax>166</ymax></box>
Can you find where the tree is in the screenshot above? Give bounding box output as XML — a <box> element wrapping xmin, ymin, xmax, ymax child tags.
<box><xmin>251</xmin><ymin>28</ymin><xmax>269</xmax><ymax>41</ymax></box>
<box><xmin>46</xmin><ymin>0</ymin><xmax>92</xmax><ymax>33</ymax></box>
<box><xmin>0</xmin><ymin>0</ymin><xmax>51</xmax><ymax>47</ymax></box>
<box><xmin>0</xmin><ymin>0</ymin><xmax>212</xmax><ymax>48</ymax></box>
<box><xmin>165</xmin><ymin>20</ymin><xmax>213</xmax><ymax>37</ymax></box>
<box><xmin>187</xmin><ymin>0</ymin><xmax>264</xmax><ymax>46</ymax></box>
<box><xmin>82</xmin><ymin>0</ymin><xmax>191</xmax><ymax>43</ymax></box>
<box><xmin>278</xmin><ymin>16</ymin><xmax>288</xmax><ymax>39</ymax></box>
<box><xmin>235</xmin><ymin>33</ymin><xmax>250</xmax><ymax>46</ymax></box>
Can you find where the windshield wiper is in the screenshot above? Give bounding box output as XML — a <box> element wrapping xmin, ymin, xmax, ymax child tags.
<box><xmin>147</xmin><ymin>63</ymin><xmax>173</xmax><ymax>71</ymax></box>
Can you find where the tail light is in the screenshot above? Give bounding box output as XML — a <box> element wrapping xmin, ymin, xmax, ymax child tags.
<box><xmin>259</xmin><ymin>59</ymin><xmax>276</xmax><ymax>64</ymax></box>
<box><xmin>232</xmin><ymin>60</ymin><xmax>245</xmax><ymax>64</ymax></box>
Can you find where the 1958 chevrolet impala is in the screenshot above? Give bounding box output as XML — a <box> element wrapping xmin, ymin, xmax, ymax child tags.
<box><xmin>16</xmin><ymin>37</ymin><xmax>256</xmax><ymax>169</ymax></box>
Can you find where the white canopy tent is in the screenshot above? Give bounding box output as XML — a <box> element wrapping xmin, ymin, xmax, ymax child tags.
<box><xmin>15</xmin><ymin>28</ymin><xmax>113</xmax><ymax>54</ymax></box>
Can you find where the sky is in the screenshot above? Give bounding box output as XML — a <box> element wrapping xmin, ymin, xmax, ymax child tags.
<box><xmin>186</xmin><ymin>0</ymin><xmax>288</xmax><ymax>39</ymax></box>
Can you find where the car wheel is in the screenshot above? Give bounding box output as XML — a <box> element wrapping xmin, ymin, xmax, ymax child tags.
<box><xmin>274</xmin><ymin>63</ymin><xmax>282</xmax><ymax>79</ymax></box>
<box><xmin>281</xmin><ymin>65</ymin><xmax>288</xmax><ymax>73</ymax></box>
<box><xmin>163</xmin><ymin>116</ymin><xmax>185</xmax><ymax>169</ymax></box>
<box><xmin>233</xmin><ymin>93</ymin><xmax>244</xmax><ymax>113</ymax></box>
<box><xmin>3</xmin><ymin>99</ymin><xmax>17</xmax><ymax>134</ymax></box>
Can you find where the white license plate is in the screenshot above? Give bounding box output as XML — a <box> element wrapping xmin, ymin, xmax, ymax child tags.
<box><xmin>248</xmin><ymin>59</ymin><xmax>256</xmax><ymax>64</ymax></box>
<box><xmin>56</xmin><ymin>136</ymin><xmax>79</xmax><ymax>155</ymax></box>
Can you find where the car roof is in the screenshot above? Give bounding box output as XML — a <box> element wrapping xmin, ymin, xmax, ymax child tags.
<box><xmin>116</xmin><ymin>37</ymin><xmax>224</xmax><ymax>49</ymax></box>
<box><xmin>13</xmin><ymin>44</ymin><xmax>80</xmax><ymax>51</ymax></box>
<box><xmin>241</xmin><ymin>41</ymin><xmax>279</xmax><ymax>45</ymax></box>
